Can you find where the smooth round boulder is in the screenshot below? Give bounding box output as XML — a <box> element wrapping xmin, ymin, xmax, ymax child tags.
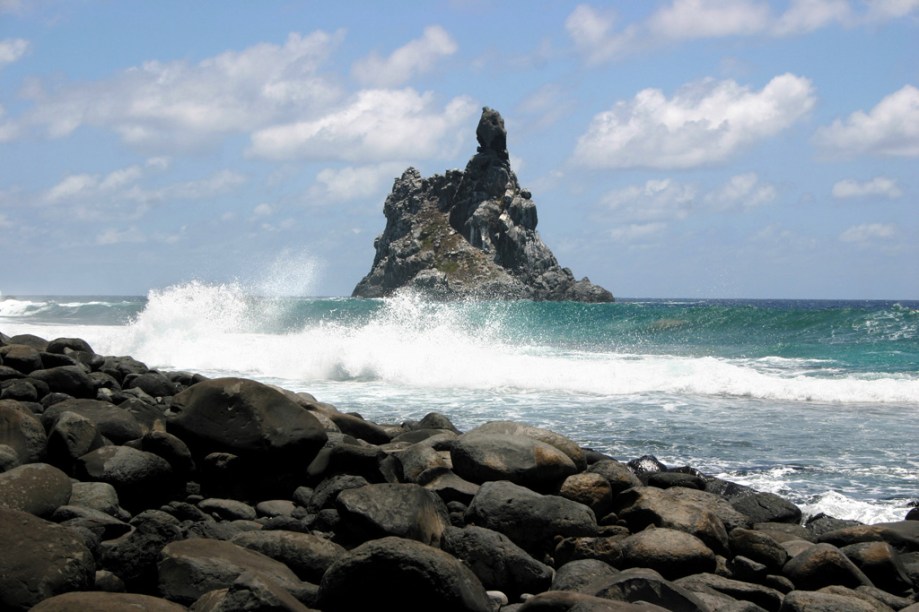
<box><xmin>0</xmin><ymin>508</ymin><xmax>95</xmax><ymax>611</ymax></box>
<box><xmin>451</xmin><ymin>432</ymin><xmax>578</xmax><ymax>492</ymax></box>
<box><xmin>780</xmin><ymin>589</ymin><xmax>880</xmax><ymax>612</ymax></box>
<box><xmin>465</xmin><ymin>420</ymin><xmax>587</xmax><ymax>470</ymax></box>
<box><xmin>231</xmin><ymin>530</ymin><xmax>347</xmax><ymax>583</ymax></box>
<box><xmin>465</xmin><ymin>480</ymin><xmax>597</xmax><ymax>556</ymax></box>
<box><xmin>29</xmin><ymin>366</ymin><xmax>95</xmax><ymax>398</ymax></box>
<box><xmin>123</xmin><ymin>371</ymin><xmax>176</xmax><ymax>398</ymax></box>
<box><xmin>46</xmin><ymin>337</ymin><xmax>95</xmax><ymax>355</ymax></box>
<box><xmin>0</xmin><ymin>399</ymin><xmax>47</xmax><ymax>463</ymax></box>
<box><xmin>0</xmin><ymin>462</ymin><xmax>72</xmax><ymax>517</ymax></box>
<box><xmin>42</xmin><ymin>398</ymin><xmax>148</xmax><ymax>443</ymax></box>
<box><xmin>442</xmin><ymin>525</ymin><xmax>554</xmax><ymax>598</ymax></box>
<box><xmin>30</xmin><ymin>592</ymin><xmax>185</xmax><ymax>611</ymax></box>
<box><xmin>317</xmin><ymin>536</ymin><xmax>492</xmax><ymax>612</ymax></box>
<box><xmin>730</xmin><ymin>527</ymin><xmax>790</xmax><ymax>572</ymax></box>
<box><xmin>617</xmin><ymin>527</ymin><xmax>717</xmax><ymax>580</ymax></box>
<box><xmin>335</xmin><ymin>482</ymin><xmax>450</xmax><ymax>546</ymax></box>
<box><xmin>0</xmin><ymin>344</ymin><xmax>43</xmax><ymax>373</ymax></box>
<box><xmin>782</xmin><ymin>542</ymin><xmax>873</xmax><ymax>590</ymax></box>
<box><xmin>158</xmin><ymin>537</ymin><xmax>311</xmax><ymax>605</ymax></box>
<box><xmin>75</xmin><ymin>445</ymin><xmax>175</xmax><ymax>511</ymax></box>
<box><xmin>586</xmin><ymin>459</ymin><xmax>642</xmax><ymax>494</ymax></box>
<box><xmin>552</xmin><ymin>558</ymin><xmax>621</xmax><ymax>593</ymax></box>
<box><xmin>46</xmin><ymin>410</ymin><xmax>105</xmax><ymax>466</ymax></box>
<box><xmin>560</xmin><ymin>472</ymin><xmax>614</xmax><ymax>517</ymax></box>
<box><xmin>166</xmin><ymin>377</ymin><xmax>327</xmax><ymax>461</ymax></box>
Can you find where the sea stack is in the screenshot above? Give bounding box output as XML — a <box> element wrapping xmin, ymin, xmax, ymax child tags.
<box><xmin>352</xmin><ymin>107</ymin><xmax>613</xmax><ymax>302</ymax></box>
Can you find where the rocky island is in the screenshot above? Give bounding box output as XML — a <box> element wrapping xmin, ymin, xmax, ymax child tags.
<box><xmin>352</xmin><ymin>108</ymin><xmax>613</xmax><ymax>302</ymax></box>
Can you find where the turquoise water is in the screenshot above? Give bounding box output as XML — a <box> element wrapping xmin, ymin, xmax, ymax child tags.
<box><xmin>2</xmin><ymin>284</ymin><xmax>917</xmax><ymax>523</ymax></box>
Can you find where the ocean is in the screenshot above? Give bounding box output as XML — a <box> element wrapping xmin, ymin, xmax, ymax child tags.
<box><xmin>1</xmin><ymin>282</ymin><xmax>917</xmax><ymax>524</ymax></box>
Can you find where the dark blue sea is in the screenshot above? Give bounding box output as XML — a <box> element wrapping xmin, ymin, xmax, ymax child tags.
<box><xmin>2</xmin><ymin>283</ymin><xmax>917</xmax><ymax>523</ymax></box>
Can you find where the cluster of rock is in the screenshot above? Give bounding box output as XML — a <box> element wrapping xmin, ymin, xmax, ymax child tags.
<box><xmin>2</xmin><ymin>329</ymin><xmax>919</xmax><ymax>612</ymax></box>
<box><xmin>352</xmin><ymin>107</ymin><xmax>614</xmax><ymax>302</ymax></box>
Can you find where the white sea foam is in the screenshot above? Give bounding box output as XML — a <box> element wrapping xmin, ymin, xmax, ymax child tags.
<box><xmin>800</xmin><ymin>490</ymin><xmax>909</xmax><ymax>524</ymax></box>
<box><xmin>0</xmin><ymin>298</ymin><xmax>49</xmax><ymax>318</ymax></box>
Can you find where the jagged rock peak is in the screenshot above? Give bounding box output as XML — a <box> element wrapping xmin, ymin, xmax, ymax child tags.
<box><xmin>352</xmin><ymin>107</ymin><xmax>613</xmax><ymax>302</ymax></box>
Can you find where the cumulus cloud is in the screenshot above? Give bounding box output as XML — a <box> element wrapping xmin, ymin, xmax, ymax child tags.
<box><xmin>249</xmin><ymin>89</ymin><xmax>477</xmax><ymax>162</ymax></box>
<box><xmin>96</xmin><ymin>226</ymin><xmax>146</xmax><ymax>245</ymax></box>
<box><xmin>566</xmin><ymin>1</ymin><xmax>913</xmax><ymax>62</ymax></box>
<box><xmin>0</xmin><ymin>38</ymin><xmax>29</xmax><ymax>67</ymax></box>
<box><xmin>19</xmin><ymin>31</ymin><xmax>345</xmax><ymax>149</ymax></box>
<box><xmin>814</xmin><ymin>85</ymin><xmax>919</xmax><ymax>157</ymax></box>
<box><xmin>309</xmin><ymin>162</ymin><xmax>407</xmax><ymax>203</ymax></box>
<box><xmin>832</xmin><ymin>177</ymin><xmax>903</xmax><ymax>199</ymax></box>
<box><xmin>574</xmin><ymin>74</ymin><xmax>815</xmax><ymax>169</ymax></box>
<box><xmin>352</xmin><ymin>26</ymin><xmax>457</xmax><ymax>87</ymax></box>
<box><xmin>45</xmin><ymin>162</ymin><xmax>155</xmax><ymax>203</ymax></box>
<box><xmin>603</xmin><ymin>173</ymin><xmax>776</xmax><ymax>222</ymax></box>
<box><xmin>839</xmin><ymin>222</ymin><xmax>896</xmax><ymax>244</ymax></box>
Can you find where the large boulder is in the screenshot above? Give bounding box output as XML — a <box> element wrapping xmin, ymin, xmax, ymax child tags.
<box><xmin>317</xmin><ymin>536</ymin><xmax>492</xmax><ymax>611</ymax></box>
<box><xmin>451</xmin><ymin>432</ymin><xmax>578</xmax><ymax>492</ymax></box>
<box><xmin>30</xmin><ymin>592</ymin><xmax>186</xmax><ymax>611</ymax></box>
<box><xmin>780</xmin><ymin>589</ymin><xmax>881</xmax><ymax>611</ymax></box>
<box><xmin>0</xmin><ymin>399</ymin><xmax>47</xmax><ymax>463</ymax></box>
<box><xmin>166</xmin><ymin>377</ymin><xmax>327</xmax><ymax>461</ymax></box>
<box><xmin>99</xmin><ymin>509</ymin><xmax>184</xmax><ymax>590</ymax></box>
<box><xmin>0</xmin><ymin>508</ymin><xmax>95</xmax><ymax>611</ymax></box>
<box><xmin>442</xmin><ymin>525</ymin><xmax>555</xmax><ymax>598</ymax></box>
<box><xmin>674</xmin><ymin>573</ymin><xmax>784</xmax><ymax>611</ymax></box>
<box><xmin>782</xmin><ymin>543</ymin><xmax>873</xmax><ymax>590</ymax></box>
<box><xmin>158</xmin><ymin>537</ymin><xmax>313</xmax><ymax>605</ymax></box>
<box><xmin>29</xmin><ymin>366</ymin><xmax>95</xmax><ymax>398</ymax></box>
<box><xmin>42</xmin><ymin>398</ymin><xmax>148</xmax><ymax>444</ymax></box>
<box><xmin>0</xmin><ymin>344</ymin><xmax>44</xmax><ymax>373</ymax></box>
<box><xmin>335</xmin><ymin>482</ymin><xmax>450</xmax><ymax>546</ymax></box>
<box><xmin>616</xmin><ymin>527</ymin><xmax>717</xmax><ymax>580</ymax></box>
<box><xmin>818</xmin><ymin>521</ymin><xmax>919</xmax><ymax>552</ymax></box>
<box><xmin>231</xmin><ymin>530</ymin><xmax>347</xmax><ymax>583</ymax></box>
<box><xmin>466</xmin><ymin>421</ymin><xmax>587</xmax><ymax>470</ymax></box>
<box><xmin>190</xmin><ymin>571</ymin><xmax>314</xmax><ymax>611</ymax></box>
<box><xmin>0</xmin><ymin>462</ymin><xmax>72</xmax><ymax>517</ymax></box>
<box><xmin>585</xmin><ymin>567</ymin><xmax>710</xmax><ymax>611</ymax></box>
<box><xmin>465</xmin><ymin>480</ymin><xmax>597</xmax><ymax>556</ymax></box>
<box><xmin>730</xmin><ymin>527</ymin><xmax>790</xmax><ymax>572</ymax></box>
<box><xmin>614</xmin><ymin>486</ymin><xmax>730</xmax><ymax>554</ymax></box>
<box><xmin>75</xmin><ymin>445</ymin><xmax>176</xmax><ymax>511</ymax></box>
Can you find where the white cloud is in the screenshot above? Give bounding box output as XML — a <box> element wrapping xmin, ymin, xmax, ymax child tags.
<box><xmin>0</xmin><ymin>38</ymin><xmax>29</xmax><ymax>67</ymax></box>
<box><xmin>352</xmin><ymin>26</ymin><xmax>457</xmax><ymax>87</ymax></box>
<box><xmin>648</xmin><ymin>0</ymin><xmax>771</xmax><ymax>40</ymax></box>
<box><xmin>20</xmin><ymin>31</ymin><xmax>345</xmax><ymax>150</ymax></box>
<box><xmin>603</xmin><ymin>178</ymin><xmax>697</xmax><ymax>221</ymax></box>
<box><xmin>125</xmin><ymin>169</ymin><xmax>246</xmax><ymax>203</ymax></box>
<box><xmin>45</xmin><ymin>164</ymin><xmax>146</xmax><ymax>202</ymax></box>
<box><xmin>574</xmin><ymin>74</ymin><xmax>815</xmax><ymax>169</ymax></box>
<box><xmin>603</xmin><ymin>173</ymin><xmax>776</xmax><ymax>221</ymax></box>
<box><xmin>310</xmin><ymin>162</ymin><xmax>407</xmax><ymax>203</ymax></box>
<box><xmin>249</xmin><ymin>89</ymin><xmax>477</xmax><ymax>162</ymax></box>
<box><xmin>0</xmin><ymin>212</ymin><xmax>11</xmax><ymax>228</ymax></box>
<box><xmin>253</xmin><ymin>203</ymin><xmax>273</xmax><ymax>217</ymax></box>
<box><xmin>815</xmin><ymin>85</ymin><xmax>919</xmax><ymax>157</ymax></box>
<box><xmin>610</xmin><ymin>222</ymin><xmax>667</xmax><ymax>242</ymax></box>
<box><xmin>839</xmin><ymin>222</ymin><xmax>896</xmax><ymax>244</ymax></box>
<box><xmin>566</xmin><ymin>1</ymin><xmax>914</xmax><ymax>63</ymax></box>
<box><xmin>832</xmin><ymin>177</ymin><xmax>903</xmax><ymax>199</ymax></box>
<box><xmin>705</xmin><ymin>172</ymin><xmax>776</xmax><ymax>209</ymax></box>
<box><xmin>96</xmin><ymin>226</ymin><xmax>147</xmax><ymax>245</ymax></box>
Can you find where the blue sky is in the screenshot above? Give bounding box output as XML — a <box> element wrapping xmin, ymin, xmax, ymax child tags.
<box><xmin>1</xmin><ymin>1</ymin><xmax>916</xmax><ymax>299</ymax></box>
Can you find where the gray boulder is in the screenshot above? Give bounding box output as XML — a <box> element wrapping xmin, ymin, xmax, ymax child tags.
<box><xmin>46</xmin><ymin>410</ymin><xmax>105</xmax><ymax>467</ymax></box>
<box><xmin>335</xmin><ymin>482</ymin><xmax>450</xmax><ymax>546</ymax></box>
<box><xmin>0</xmin><ymin>399</ymin><xmax>47</xmax><ymax>463</ymax></box>
<box><xmin>75</xmin><ymin>445</ymin><xmax>175</xmax><ymax>510</ymax></box>
<box><xmin>586</xmin><ymin>459</ymin><xmax>642</xmax><ymax>495</ymax></box>
<box><xmin>166</xmin><ymin>377</ymin><xmax>327</xmax><ymax>461</ymax></box>
<box><xmin>552</xmin><ymin>558</ymin><xmax>621</xmax><ymax>593</ymax></box>
<box><xmin>442</xmin><ymin>525</ymin><xmax>555</xmax><ymax>598</ymax></box>
<box><xmin>43</xmin><ymin>398</ymin><xmax>148</xmax><ymax>443</ymax></box>
<box><xmin>29</xmin><ymin>365</ymin><xmax>95</xmax><ymax>398</ymax></box>
<box><xmin>451</xmin><ymin>432</ymin><xmax>578</xmax><ymax>492</ymax></box>
<box><xmin>0</xmin><ymin>508</ymin><xmax>95</xmax><ymax>611</ymax></box>
<box><xmin>158</xmin><ymin>537</ymin><xmax>312</xmax><ymax>605</ymax></box>
<box><xmin>465</xmin><ymin>480</ymin><xmax>597</xmax><ymax>556</ymax></box>
<box><xmin>782</xmin><ymin>543</ymin><xmax>873</xmax><ymax>590</ymax></box>
<box><xmin>0</xmin><ymin>462</ymin><xmax>72</xmax><ymax>517</ymax></box>
<box><xmin>731</xmin><ymin>527</ymin><xmax>790</xmax><ymax>572</ymax></box>
<box><xmin>616</xmin><ymin>527</ymin><xmax>717</xmax><ymax>580</ymax></box>
<box><xmin>317</xmin><ymin>536</ymin><xmax>492</xmax><ymax>612</ymax></box>
<box><xmin>30</xmin><ymin>592</ymin><xmax>186</xmax><ymax>611</ymax></box>
<box><xmin>231</xmin><ymin>529</ymin><xmax>347</xmax><ymax>583</ymax></box>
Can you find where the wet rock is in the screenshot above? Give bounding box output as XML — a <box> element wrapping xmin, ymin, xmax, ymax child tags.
<box><xmin>317</xmin><ymin>536</ymin><xmax>492</xmax><ymax>612</ymax></box>
<box><xmin>0</xmin><ymin>462</ymin><xmax>72</xmax><ymax>517</ymax></box>
<box><xmin>335</xmin><ymin>482</ymin><xmax>450</xmax><ymax>546</ymax></box>
<box><xmin>465</xmin><ymin>479</ymin><xmax>598</xmax><ymax>557</ymax></box>
<box><xmin>0</xmin><ymin>508</ymin><xmax>95</xmax><ymax>611</ymax></box>
<box><xmin>451</xmin><ymin>432</ymin><xmax>578</xmax><ymax>492</ymax></box>
<box><xmin>616</xmin><ymin>527</ymin><xmax>717</xmax><ymax>580</ymax></box>
<box><xmin>30</xmin><ymin>592</ymin><xmax>186</xmax><ymax>611</ymax></box>
<box><xmin>158</xmin><ymin>537</ymin><xmax>312</xmax><ymax>605</ymax></box>
<box><xmin>442</xmin><ymin>525</ymin><xmax>554</xmax><ymax>598</ymax></box>
<box><xmin>231</xmin><ymin>529</ymin><xmax>347</xmax><ymax>583</ymax></box>
<box><xmin>782</xmin><ymin>543</ymin><xmax>873</xmax><ymax>590</ymax></box>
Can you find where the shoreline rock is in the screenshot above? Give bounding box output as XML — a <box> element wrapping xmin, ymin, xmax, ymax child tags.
<box><xmin>1</xmin><ymin>330</ymin><xmax>917</xmax><ymax>611</ymax></box>
<box><xmin>352</xmin><ymin>107</ymin><xmax>614</xmax><ymax>302</ymax></box>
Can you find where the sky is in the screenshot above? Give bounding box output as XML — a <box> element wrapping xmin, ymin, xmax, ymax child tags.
<box><xmin>0</xmin><ymin>0</ymin><xmax>917</xmax><ymax>299</ymax></box>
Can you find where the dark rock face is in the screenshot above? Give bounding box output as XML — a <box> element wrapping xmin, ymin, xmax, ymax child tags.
<box><xmin>353</xmin><ymin>107</ymin><xmax>613</xmax><ymax>302</ymax></box>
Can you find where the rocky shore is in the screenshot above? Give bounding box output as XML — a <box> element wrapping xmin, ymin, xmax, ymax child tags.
<box><xmin>1</xmin><ymin>330</ymin><xmax>918</xmax><ymax>611</ymax></box>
